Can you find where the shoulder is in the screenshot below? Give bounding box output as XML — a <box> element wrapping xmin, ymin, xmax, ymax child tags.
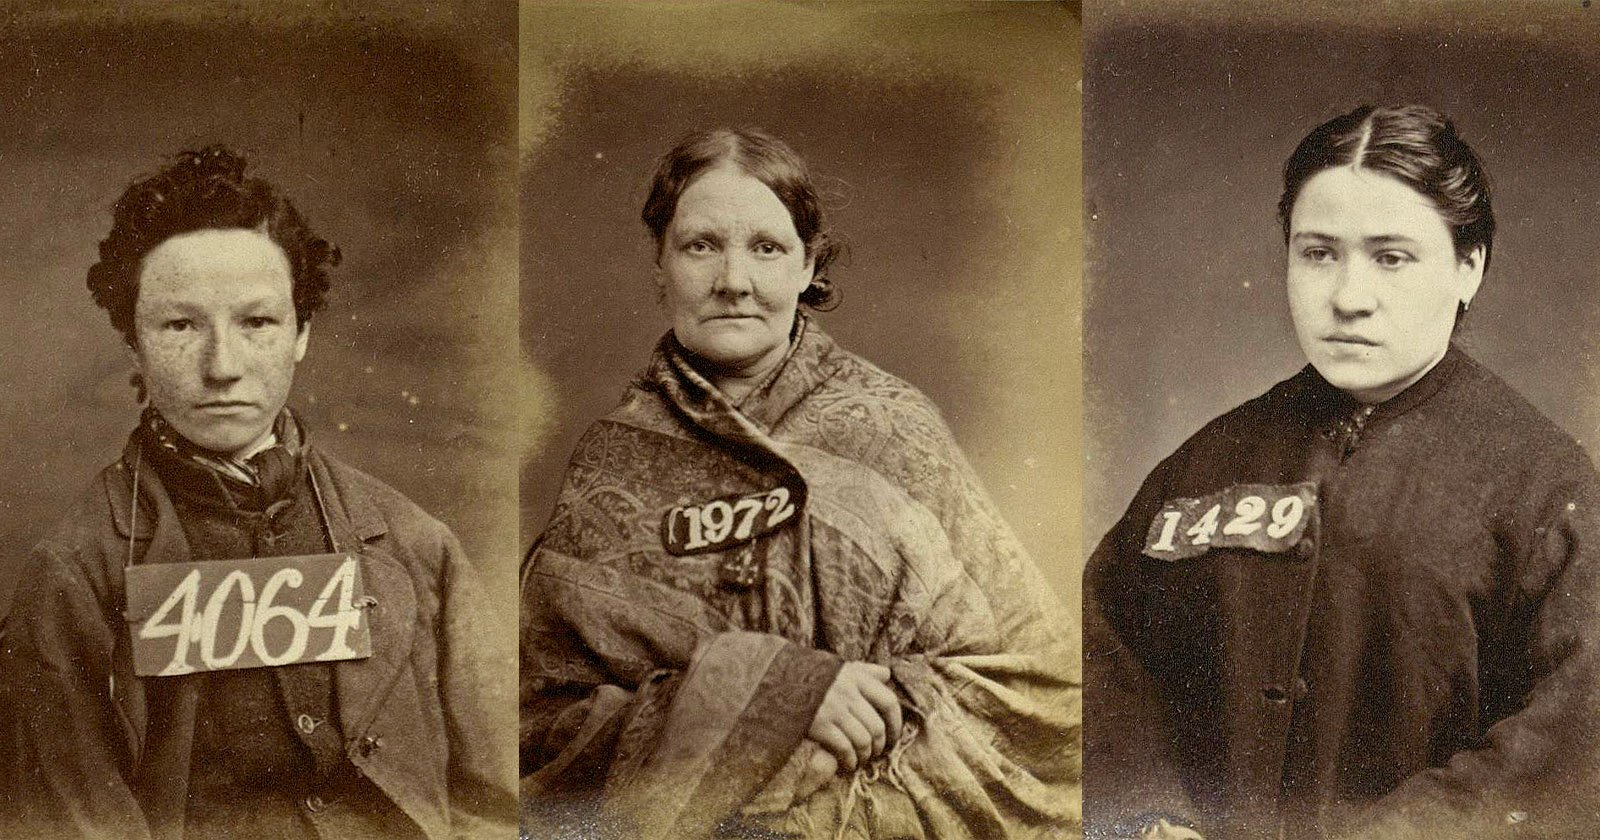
<box><xmin>1159</xmin><ymin>368</ymin><xmax>1318</xmax><ymax>474</ymax></box>
<box><xmin>811</xmin><ymin>336</ymin><xmax>950</xmax><ymax>428</ymax></box>
<box><xmin>308</xmin><ymin>446</ymin><xmax>459</xmax><ymax>554</ymax></box>
<box><xmin>7</xmin><ymin>461</ymin><xmax>133</xmax><ymax>627</ymax></box>
<box><xmin>1446</xmin><ymin>353</ymin><xmax>1598</xmax><ymax>488</ymax></box>
<box><xmin>1451</xmin><ymin>353</ymin><xmax>1587</xmax><ymax>451</ymax></box>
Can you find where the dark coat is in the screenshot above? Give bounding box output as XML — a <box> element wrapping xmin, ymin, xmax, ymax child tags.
<box><xmin>1085</xmin><ymin>348</ymin><xmax>1600</xmax><ymax>839</ymax></box>
<box><xmin>0</xmin><ymin>441</ymin><xmax>515</xmax><ymax>840</ymax></box>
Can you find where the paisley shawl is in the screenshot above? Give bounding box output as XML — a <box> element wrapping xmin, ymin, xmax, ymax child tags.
<box><xmin>521</xmin><ymin>317</ymin><xmax>1081</xmax><ymax>838</ymax></box>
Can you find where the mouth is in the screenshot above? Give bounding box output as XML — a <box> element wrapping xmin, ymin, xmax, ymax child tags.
<box><xmin>1323</xmin><ymin>334</ymin><xmax>1379</xmax><ymax>347</ymax></box>
<box><xmin>705</xmin><ymin>313</ymin><xmax>761</xmax><ymax>322</ymax></box>
<box><xmin>195</xmin><ymin>401</ymin><xmax>256</xmax><ymax>413</ymax></box>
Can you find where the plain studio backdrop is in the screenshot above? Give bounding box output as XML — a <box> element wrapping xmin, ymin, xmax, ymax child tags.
<box><xmin>0</xmin><ymin>1</ymin><xmax>520</xmax><ymax>659</ymax></box>
<box><xmin>520</xmin><ymin>3</ymin><xmax>1084</xmax><ymax>609</ymax></box>
<box><xmin>1086</xmin><ymin>1</ymin><xmax>1600</xmax><ymax>551</ymax></box>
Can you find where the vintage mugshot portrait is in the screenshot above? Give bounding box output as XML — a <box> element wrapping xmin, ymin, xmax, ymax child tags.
<box><xmin>0</xmin><ymin>4</ymin><xmax>518</xmax><ymax>838</ymax></box>
<box><xmin>1084</xmin><ymin>3</ymin><xmax>1600</xmax><ymax>839</ymax></box>
<box><xmin>520</xmin><ymin>3</ymin><xmax>1082</xmax><ymax>838</ymax></box>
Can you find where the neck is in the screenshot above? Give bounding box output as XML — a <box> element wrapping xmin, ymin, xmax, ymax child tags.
<box><xmin>1343</xmin><ymin>344</ymin><xmax>1450</xmax><ymax>405</ymax></box>
<box><xmin>231</xmin><ymin>429</ymin><xmax>279</xmax><ymax>462</ymax></box>
<box><xmin>709</xmin><ymin>347</ymin><xmax>786</xmax><ymax>403</ymax></box>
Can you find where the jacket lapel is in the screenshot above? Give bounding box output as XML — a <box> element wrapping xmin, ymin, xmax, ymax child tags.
<box><xmin>305</xmin><ymin>448</ymin><xmax>420</xmax><ymax>739</ymax></box>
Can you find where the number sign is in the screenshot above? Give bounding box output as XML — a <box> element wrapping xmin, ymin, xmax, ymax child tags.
<box><xmin>124</xmin><ymin>553</ymin><xmax>372</xmax><ymax>677</ymax></box>
<box><xmin>1142</xmin><ymin>482</ymin><xmax>1317</xmax><ymax>561</ymax></box>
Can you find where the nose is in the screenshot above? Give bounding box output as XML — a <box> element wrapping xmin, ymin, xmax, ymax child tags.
<box><xmin>1328</xmin><ymin>259</ymin><xmax>1378</xmax><ymax>318</ymax></box>
<box><xmin>202</xmin><ymin>326</ymin><xmax>245</xmax><ymax>385</ymax></box>
<box><xmin>711</xmin><ymin>252</ymin><xmax>754</xmax><ymax>297</ymax></box>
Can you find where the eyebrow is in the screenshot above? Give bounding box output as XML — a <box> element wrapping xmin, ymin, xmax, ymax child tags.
<box><xmin>142</xmin><ymin>295</ymin><xmax>287</xmax><ymax>313</ymax></box>
<box><xmin>1290</xmin><ymin>231</ymin><xmax>1422</xmax><ymax>246</ymax></box>
<box><xmin>672</xmin><ymin>226</ymin><xmax>796</xmax><ymax>245</ymax></box>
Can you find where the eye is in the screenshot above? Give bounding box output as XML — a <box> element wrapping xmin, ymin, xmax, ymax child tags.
<box><xmin>242</xmin><ymin>315</ymin><xmax>280</xmax><ymax>329</ymax></box>
<box><xmin>753</xmin><ymin>241</ymin><xmax>786</xmax><ymax>257</ymax></box>
<box><xmin>1301</xmin><ymin>246</ymin><xmax>1336</xmax><ymax>264</ymax></box>
<box><xmin>685</xmin><ymin>240</ymin><xmax>715</xmax><ymax>255</ymax></box>
<box><xmin>163</xmin><ymin>318</ymin><xmax>195</xmax><ymax>333</ymax></box>
<box><xmin>1374</xmin><ymin>250</ymin><xmax>1415</xmax><ymax>269</ymax></box>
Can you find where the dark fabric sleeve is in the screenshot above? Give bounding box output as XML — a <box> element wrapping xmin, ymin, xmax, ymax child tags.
<box><xmin>0</xmin><ymin>545</ymin><xmax>154</xmax><ymax>840</ymax></box>
<box><xmin>1084</xmin><ymin>465</ymin><xmax>1205</xmax><ymax>840</ymax></box>
<box><xmin>519</xmin><ymin>549</ymin><xmax>842</xmax><ymax>840</ymax></box>
<box><xmin>1337</xmin><ymin>457</ymin><xmax>1600</xmax><ymax>840</ymax></box>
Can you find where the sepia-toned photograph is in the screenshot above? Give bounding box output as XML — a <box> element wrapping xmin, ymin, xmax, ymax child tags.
<box><xmin>1084</xmin><ymin>2</ymin><xmax>1600</xmax><ymax>839</ymax></box>
<box><xmin>0</xmin><ymin>4</ymin><xmax>518</xmax><ymax>838</ymax></box>
<box><xmin>520</xmin><ymin>3</ymin><xmax>1082</xmax><ymax>838</ymax></box>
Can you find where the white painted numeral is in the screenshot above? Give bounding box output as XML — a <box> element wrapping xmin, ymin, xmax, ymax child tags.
<box><xmin>1186</xmin><ymin>504</ymin><xmax>1222</xmax><ymax>545</ymax></box>
<box><xmin>1223</xmin><ymin>495</ymin><xmax>1266</xmax><ymax>536</ymax></box>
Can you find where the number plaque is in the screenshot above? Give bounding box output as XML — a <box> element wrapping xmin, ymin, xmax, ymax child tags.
<box><xmin>124</xmin><ymin>553</ymin><xmax>373</xmax><ymax>677</ymax></box>
<box><xmin>660</xmin><ymin>482</ymin><xmax>805</xmax><ymax>556</ymax></box>
<box><xmin>1142</xmin><ymin>482</ymin><xmax>1317</xmax><ymax>561</ymax></box>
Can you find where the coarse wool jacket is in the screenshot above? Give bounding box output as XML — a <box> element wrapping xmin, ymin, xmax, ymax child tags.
<box><xmin>0</xmin><ymin>438</ymin><xmax>516</xmax><ymax>840</ymax></box>
<box><xmin>1085</xmin><ymin>346</ymin><xmax>1600</xmax><ymax>840</ymax></box>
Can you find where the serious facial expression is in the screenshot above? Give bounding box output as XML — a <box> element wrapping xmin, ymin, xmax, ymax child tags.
<box><xmin>133</xmin><ymin>228</ymin><xmax>309</xmax><ymax>456</ymax></box>
<box><xmin>1286</xmin><ymin>166</ymin><xmax>1483</xmax><ymax>404</ymax></box>
<box><xmin>656</xmin><ymin>163</ymin><xmax>815</xmax><ymax>386</ymax></box>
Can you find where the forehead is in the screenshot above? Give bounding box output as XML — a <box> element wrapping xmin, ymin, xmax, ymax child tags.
<box><xmin>1289</xmin><ymin>166</ymin><xmax>1451</xmax><ymax>241</ymax></box>
<box><xmin>670</xmin><ymin>164</ymin><xmax>797</xmax><ymax>235</ymax></box>
<box><xmin>137</xmin><ymin>228</ymin><xmax>294</xmax><ymax>308</ymax></box>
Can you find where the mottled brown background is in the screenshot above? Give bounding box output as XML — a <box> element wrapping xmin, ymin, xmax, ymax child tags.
<box><xmin>1086</xmin><ymin>0</ymin><xmax>1600</xmax><ymax>550</ymax></box>
<box><xmin>521</xmin><ymin>2</ymin><xmax>1084</xmax><ymax>607</ymax></box>
<box><xmin>0</xmin><ymin>0</ymin><xmax>519</xmax><ymax>652</ymax></box>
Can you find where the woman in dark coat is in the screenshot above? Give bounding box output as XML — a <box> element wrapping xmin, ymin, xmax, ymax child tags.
<box><xmin>1086</xmin><ymin>104</ymin><xmax>1600</xmax><ymax>840</ymax></box>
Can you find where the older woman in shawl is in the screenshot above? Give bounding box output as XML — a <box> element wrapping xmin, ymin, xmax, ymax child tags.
<box><xmin>521</xmin><ymin>128</ymin><xmax>1079</xmax><ymax>838</ymax></box>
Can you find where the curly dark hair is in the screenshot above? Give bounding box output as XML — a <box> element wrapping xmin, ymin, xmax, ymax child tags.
<box><xmin>642</xmin><ymin>127</ymin><xmax>841</xmax><ymax>310</ymax></box>
<box><xmin>88</xmin><ymin>145</ymin><xmax>340</xmax><ymax>345</ymax></box>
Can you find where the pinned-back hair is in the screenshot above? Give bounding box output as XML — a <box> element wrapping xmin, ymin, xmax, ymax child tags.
<box><xmin>642</xmin><ymin>127</ymin><xmax>840</xmax><ymax>309</ymax></box>
<box><xmin>1278</xmin><ymin>104</ymin><xmax>1495</xmax><ymax>271</ymax></box>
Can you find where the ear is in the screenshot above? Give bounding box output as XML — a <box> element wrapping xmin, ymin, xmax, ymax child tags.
<box><xmin>294</xmin><ymin>321</ymin><xmax>311</xmax><ymax>363</ymax></box>
<box><xmin>1455</xmin><ymin>245</ymin><xmax>1486</xmax><ymax>309</ymax></box>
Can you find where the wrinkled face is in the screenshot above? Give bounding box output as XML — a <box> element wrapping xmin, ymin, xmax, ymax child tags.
<box><xmin>656</xmin><ymin>163</ymin><xmax>814</xmax><ymax>384</ymax></box>
<box><xmin>133</xmin><ymin>228</ymin><xmax>309</xmax><ymax>456</ymax></box>
<box><xmin>1286</xmin><ymin>166</ymin><xmax>1483</xmax><ymax>404</ymax></box>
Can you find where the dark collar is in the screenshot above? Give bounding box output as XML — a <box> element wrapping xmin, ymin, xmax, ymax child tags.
<box><xmin>1296</xmin><ymin>343</ymin><xmax>1466</xmax><ymax>428</ymax></box>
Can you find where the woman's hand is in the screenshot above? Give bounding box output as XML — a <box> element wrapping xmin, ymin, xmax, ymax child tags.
<box><xmin>807</xmin><ymin>662</ymin><xmax>902</xmax><ymax>771</ymax></box>
<box><xmin>791</xmin><ymin>739</ymin><xmax>840</xmax><ymax>802</ymax></box>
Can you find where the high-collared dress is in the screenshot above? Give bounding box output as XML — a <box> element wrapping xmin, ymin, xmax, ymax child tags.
<box><xmin>1086</xmin><ymin>347</ymin><xmax>1600</xmax><ymax>840</ymax></box>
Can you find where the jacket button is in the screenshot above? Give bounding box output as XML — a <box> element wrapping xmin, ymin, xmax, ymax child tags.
<box><xmin>297</xmin><ymin>714</ymin><xmax>320</xmax><ymax>735</ymax></box>
<box><xmin>304</xmin><ymin>794</ymin><xmax>326</xmax><ymax>813</ymax></box>
<box><xmin>1262</xmin><ymin>686</ymin><xmax>1289</xmax><ymax>704</ymax></box>
<box><xmin>358</xmin><ymin>735</ymin><xmax>383</xmax><ymax>757</ymax></box>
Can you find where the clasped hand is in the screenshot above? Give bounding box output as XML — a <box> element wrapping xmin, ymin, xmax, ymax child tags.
<box><xmin>805</xmin><ymin>662</ymin><xmax>902</xmax><ymax>772</ymax></box>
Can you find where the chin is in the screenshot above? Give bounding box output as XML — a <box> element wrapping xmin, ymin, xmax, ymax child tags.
<box><xmin>1313</xmin><ymin>358</ymin><xmax>1378</xmax><ymax>389</ymax></box>
<box><xmin>685</xmin><ymin>336</ymin><xmax>768</xmax><ymax>371</ymax></box>
<box><xmin>179</xmin><ymin>422</ymin><xmax>265</xmax><ymax>456</ymax></box>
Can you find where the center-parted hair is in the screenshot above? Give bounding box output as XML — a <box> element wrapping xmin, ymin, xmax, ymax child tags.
<box><xmin>88</xmin><ymin>145</ymin><xmax>340</xmax><ymax>345</ymax></box>
<box><xmin>642</xmin><ymin>127</ymin><xmax>841</xmax><ymax>309</ymax></box>
<box><xmin>1278</xmin><ymin>104</ymin><xmax>1496</xmax><ymax>273</ymax></box>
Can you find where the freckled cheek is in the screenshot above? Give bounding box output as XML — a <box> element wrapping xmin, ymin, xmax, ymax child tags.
<box><xmin>138</xmin><ymin>343</ymin><xmax>201</xmax><ymax>397</ymax></box>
